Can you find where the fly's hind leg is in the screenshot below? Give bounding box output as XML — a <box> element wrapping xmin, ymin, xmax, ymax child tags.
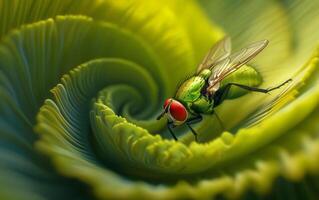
<box><xmin>224</xmin><ymin>79</ymin><xmax>292</xmax><ymax>94</ymax></box>
<box><xmin>185</xmin><ymin>115</ymin><xmax>203</xmax><ymax>142</ymax></box>
<box><xmin>213</xmin><ymin>79</ymin><xmax>292</xmax><ymax>107</ymax></box>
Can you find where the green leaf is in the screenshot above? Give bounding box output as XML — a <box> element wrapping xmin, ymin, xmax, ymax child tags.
<box><xmin>1</xmin><ymin>0</ymin><xmax>319</xmax><ymax>200</ymax></box>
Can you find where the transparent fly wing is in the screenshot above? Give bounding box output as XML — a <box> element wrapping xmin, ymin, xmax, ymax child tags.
<box><xmin>208</xmin><ymin>40</ymin><xmax>269</xmax><ymax>91</ymax></box>
<box><xmin>196</xmin><ymin>36</ymin><xmax>231</xmax><ymax>74</ymax></box>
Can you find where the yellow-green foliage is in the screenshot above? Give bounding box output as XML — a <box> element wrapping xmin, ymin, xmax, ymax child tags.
<box><xmin>0</xmin><ymin>0</ymin><xmax>319</xmax><ymax>200</ymax></box>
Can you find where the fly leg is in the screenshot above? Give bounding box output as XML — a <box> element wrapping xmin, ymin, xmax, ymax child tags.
<box><xmin>213</xmin><ymin>84</ymin><xmax>231</xmax><ymax>107</ymax></box>
<box><xmin>185</xmin><ymin>115</ymin><xmax>203</xmax><ymax>142</ymax></box>
<box><xmin>226</xmin><ymin>79</ymin><xmax>292</xmax><ymax>94</ymax></box>
<box><xmin>213</xmin><ymin>79</ymin><xmax>292</xmax><ymax>107</ymax></box>
<box><xmin>167</xmin><ymin>120</ymin><xmax>178</xmax><ymax>141</ymax></box>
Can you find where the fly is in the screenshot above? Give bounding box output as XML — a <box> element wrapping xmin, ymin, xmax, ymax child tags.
<box><xmin>157</xmin><ymin>36</ymin><xmax>291</xmax><ymax>141</ymax></box>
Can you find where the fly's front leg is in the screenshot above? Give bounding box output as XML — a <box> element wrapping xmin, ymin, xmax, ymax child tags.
<box><xmin>185</xmin><ymin>115</ymin><xmax>203</xmax><ymax>142</ymax></box>
<box><xmin>167</xmin><ymin>120</ymin><xmax>178</xmax><ymax>141</ymax></box>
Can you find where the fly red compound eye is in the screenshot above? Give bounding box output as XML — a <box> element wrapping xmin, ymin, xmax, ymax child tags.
<box><xmin>168</xmin><ymin>100</ymin><xmax>188</xmax><ymax>122</ymax></box>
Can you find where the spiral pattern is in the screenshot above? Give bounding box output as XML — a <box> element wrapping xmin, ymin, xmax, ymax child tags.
<box><xmin>1</xmin><ymin>1</ymin><xmax>319</xmax><ymax>200</ymax></box>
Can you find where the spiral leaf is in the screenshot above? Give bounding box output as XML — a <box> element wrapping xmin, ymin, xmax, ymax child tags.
<box><xmin>1</xmin><ymin>0</ymin><xmax>319</xmax><ymax>200</ymax></box>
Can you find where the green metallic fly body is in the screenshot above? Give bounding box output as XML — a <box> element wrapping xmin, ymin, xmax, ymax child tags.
<box><xmin>157</xmin><ymin>37</ymin><xmax>291</xmax><ymax>141</ymax></box>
